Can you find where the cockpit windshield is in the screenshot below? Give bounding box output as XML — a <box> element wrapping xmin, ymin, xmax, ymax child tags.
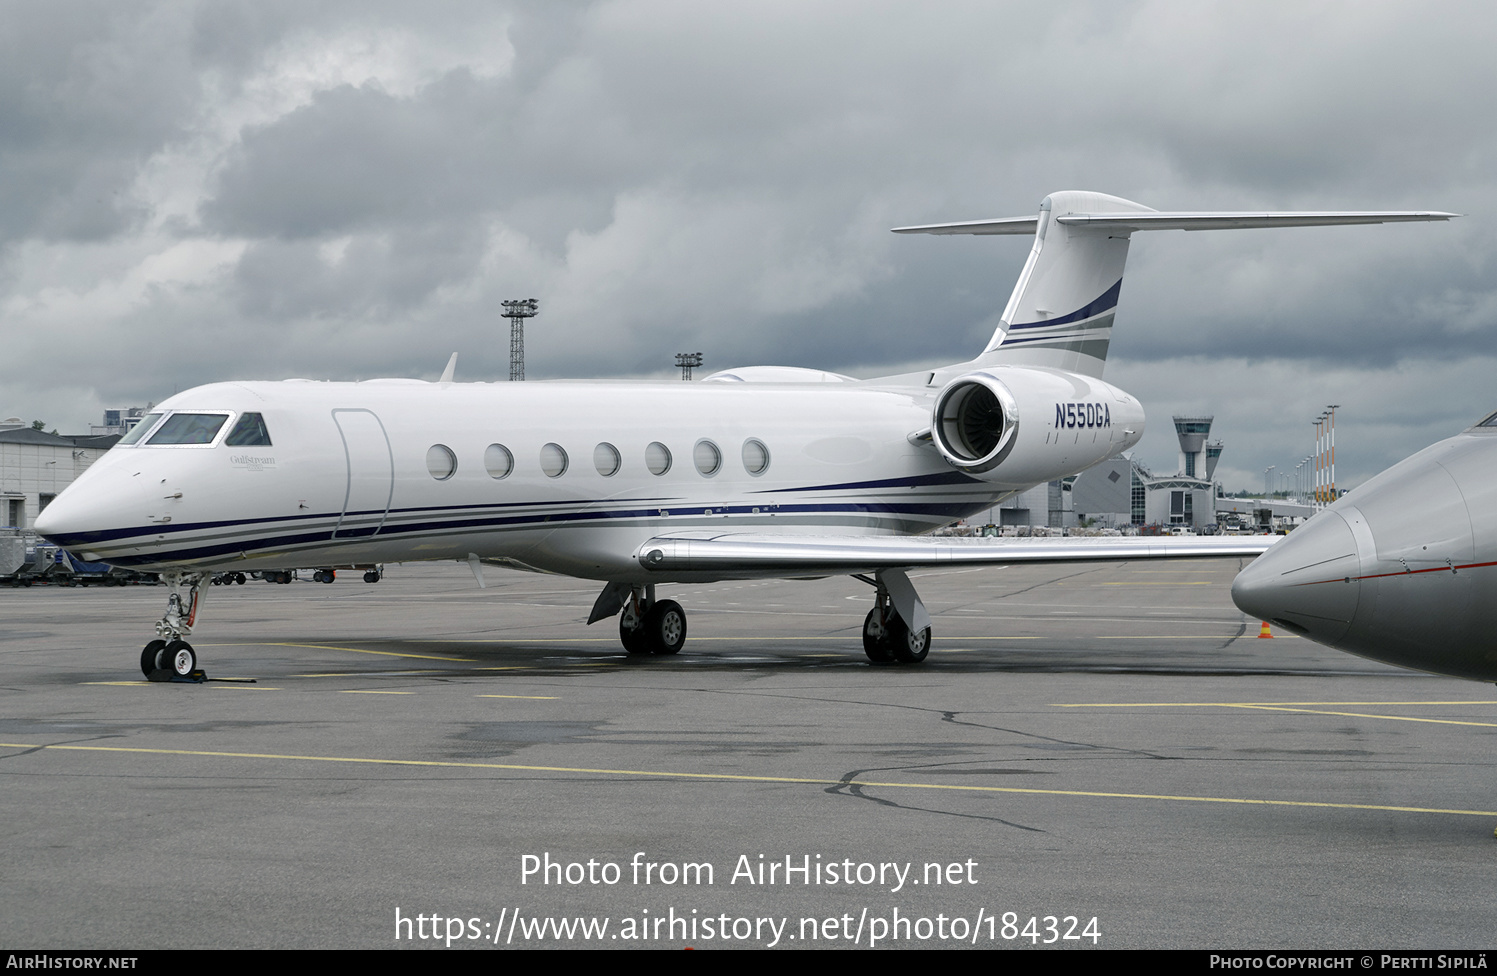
<box><xmin>146</xmin><ymin>413</ymin><xmax>229</xmax><ymax>445</ymax></box>
<box><xmin>225</xmin><ymin>412</ymin><xmax>272</xmax><ymax>446</ymax></box>
<box><xmin>115</xmin><ymin>413</ymin><xmax>163</xmax><ymax>446</ymax></box>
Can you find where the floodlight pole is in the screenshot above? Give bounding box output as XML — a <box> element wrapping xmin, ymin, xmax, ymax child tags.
<box><xmin>1326</xmin><ymin>404</ymin><xmax>1339</xmax><ymax>504</ymax></box>
<box><xmin>675</xmin><ymin>351</ymin><xmax>703</xmax><ymax>381</ymax></box>
<box><xmin>502</xmin><ymin>299</ymin><xmax>539</xmax><ymax>381</ymax></box>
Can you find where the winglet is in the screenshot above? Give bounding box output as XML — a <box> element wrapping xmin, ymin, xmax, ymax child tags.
<box><xmin>440</xmin><ymin>353</ymin><xmax>458</xmax><ymax>385</ymax></box>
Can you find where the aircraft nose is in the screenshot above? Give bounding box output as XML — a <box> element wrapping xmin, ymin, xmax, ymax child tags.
<box><xmin>32</xmin><ymin>488</ymin><xmax>90</xmax><ymax>546</ymax></box>
<box><xmin>32</xmin><ymin>476</ymin><xmax>133</xmax><ymax>555</ymax></box>
<box><xmin>1231</xmin><ymin>510</ymin><xmax>1363</xmax><ymax>644</ymax></box>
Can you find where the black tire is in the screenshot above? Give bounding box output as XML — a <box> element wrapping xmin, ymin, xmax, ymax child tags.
<box><xmin>164</xmin><ymin>640</ymin><xmax>196</xmax><ymax>677</ymax></box>
<box><xmin>140</xmin><ymin>639</ymin><xmax>168</xmax><ymax>676</ymax></box>
<box><xmin>363</xmin><ymin>571</ymin><xmax>380</xmax><ymax>583</ymax></box>
<box><xmin>888</xmin><ymin>616</ymin><xmax>931</xmax><ymax>664</ymax></box>
<box><xmin>862</xmin><ymin>608</ymin><xmax>895</xmax><ymax>664</ymax></box>
<box><xmin>620</xmin><ymin>616</ymin><xmax>652</xmax><ymax>655</ymax></box>
<box><xmin>645</xmin><ymin>600</ymin><xmax>687</xmax><ymax>655</ymax></box>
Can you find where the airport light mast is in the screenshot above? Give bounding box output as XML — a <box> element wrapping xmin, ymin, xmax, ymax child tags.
<box><xmin>1314</xmin><ymin>414</ymin><xmax>1325</xmax><ymax>507</ymax></box>
<box><xmin>675</xmin><ymin>351</ymin><xmax>703</xmax><ymax>381</ymax></box>
<box><xmin>1326</xmin><ymin>404</ymin><xmax>1339</xmax><ymax>504</ymax></box>
<box><xmin>502</xmin><ymin>299</ymin><xmax>539</xmax><ymax>381</ymax></box>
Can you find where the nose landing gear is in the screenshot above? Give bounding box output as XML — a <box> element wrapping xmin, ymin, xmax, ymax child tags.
<box><xmin>140</xmin><ymin>572</ymin><xmax>207</xmax><ymax>680</ymax></box>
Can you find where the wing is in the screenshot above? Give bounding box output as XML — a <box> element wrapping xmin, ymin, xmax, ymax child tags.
<box><xmin>635</xmin><ymin>531</ymin><xmax>1277</xmax><ymax>576</ymax></box>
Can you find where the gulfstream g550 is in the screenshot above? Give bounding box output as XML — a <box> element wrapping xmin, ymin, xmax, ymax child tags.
<box><xmin>33</xmin><ymin>191</ymin><xmax>1453</xmax><ymax>677</ymax></box>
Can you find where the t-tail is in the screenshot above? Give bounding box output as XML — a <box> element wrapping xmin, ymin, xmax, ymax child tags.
<box><xmin>894</xmin><ymin>191</ymin><xmax>1458</xmax><ymax>379</ymax></box>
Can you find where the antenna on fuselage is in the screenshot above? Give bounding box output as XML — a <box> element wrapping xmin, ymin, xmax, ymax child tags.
<box><xmin>502</xmin><ymin>299</ymin><xmax>539</xmax><ymax>381</ymax></box>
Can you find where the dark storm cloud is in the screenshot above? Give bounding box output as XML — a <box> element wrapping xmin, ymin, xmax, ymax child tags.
<box><xmin>206</xmin><ymin>75</ymin><xmax>501</xmax><ymax>238</ymax></box>
<box><xmin>0</xmin><ymin>2</ymin><xmax>194</xmax><ymax>243</ymax></box>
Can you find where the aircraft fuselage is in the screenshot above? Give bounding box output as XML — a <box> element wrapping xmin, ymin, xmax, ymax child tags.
<box><xmin>39</xmin><ymin>368</ymin><xmax>1144</xmax><ymax>584</ymax></box>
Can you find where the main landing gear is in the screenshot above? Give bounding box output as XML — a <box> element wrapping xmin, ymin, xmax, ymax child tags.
<box><xmin>620</xmin><ymin>587</ymin><xmax>687</xmax><ymax>656</ymax></box>
<box><xmin>589</xmin><ymin>582</ymin><xmax>686</xmax><ymax>656</ymax></box>
<box><xmin>140</xmin><ymin>572</ymin><xmax>207</xmax><ymax>680</ymax></box>
<box><xmin>857</xmin><ymin>570</ymin><xmax>932</xmax><ymax>665</ymax></box>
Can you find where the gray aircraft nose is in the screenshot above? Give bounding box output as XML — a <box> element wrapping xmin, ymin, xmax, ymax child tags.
<box><xmin>1231</xmin><ymin>511</ymin><xmax>1362</xmax><ymax>645</ymax></box>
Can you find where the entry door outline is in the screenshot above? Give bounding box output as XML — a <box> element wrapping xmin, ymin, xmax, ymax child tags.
<box><xmin>332</xmin><ymin>409</ymin><xmax>394</xmax><ymax>539</ymax></box>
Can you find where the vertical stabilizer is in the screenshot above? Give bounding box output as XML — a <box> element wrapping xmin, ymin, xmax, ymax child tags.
<box><xmin>987</xmin><ymin>191</ymin><xmax>1153</xmax><ymax>377</ymax></box>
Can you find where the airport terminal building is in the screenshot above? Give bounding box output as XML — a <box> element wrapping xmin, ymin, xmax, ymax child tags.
<box><xmin>0</xmin><ymin>417</ymin><xmax>119</xmax><ymax>531</ymax></box>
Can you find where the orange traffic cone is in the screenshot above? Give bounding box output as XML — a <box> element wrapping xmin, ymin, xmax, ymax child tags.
<box><xmin>1257</xmin><ymin>621</ymin><xmax>1273</xmax><ymax>639</ymax></box>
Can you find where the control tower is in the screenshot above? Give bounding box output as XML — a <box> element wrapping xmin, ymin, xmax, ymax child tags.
<box><xmin>1174</xmin><ymin>416</ymin><xmax>1213</xmax><ymax>479</ymax></box>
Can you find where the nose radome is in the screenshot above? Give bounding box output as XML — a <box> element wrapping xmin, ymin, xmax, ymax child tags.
<box><xmin>32</xmin><ymin>476</ymin><xmax>127</xmax><ymax>549</ymax></box>
<box><xmin>31</xmin><ymin>491</ymin><xmax>73</xmax><ymax>540</ymax></box>
<box><xmin>1231</xmin><ymin>510</ymin><xmax>1363</xmax><ymax>645</ymax></box>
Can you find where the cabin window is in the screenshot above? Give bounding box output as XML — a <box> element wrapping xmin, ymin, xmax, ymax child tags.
<box><xmin>693</xmin><ymin>439</ymin><xmax>722</xmax><ymax>477</ymax></box>
<box><xmin>540</xmin><ymin>443</ymin><xmax>569</xmax><ymax>478</ymax></box>
<box><xmin>225</xmin><ymin>412</ymin><xmax>272</xmax><ymax>446</ymax></box>
<box><xmin>741</xmin><ymin>439</ymin><xmax>770</xmax><ymax>476</ymax></box>
<box><xmin>645</xmin><ymin>442</ymin><xmax>672</xmax><ymax>476</ymax></box>
<box><xmin>594</xmin><ymin>443</ymin><xmax>621</xmax><ymax>477</ymax></box>
<box><xmin>426</xmin><ymin>444</ymin><xmax>457</xmax><ymax>480</ymax></box>
<box><xmin>147</xmin><ymin>413</ymin><xmax>229</xmax><ymax>445</ymax></box>
<box><xmin>485</xmin><ymin>444</ymin><xmax>514</xmax><ymax>479</ymax></box>
<box><xmin>116</xmin><ymin>413</ymin><xmax>163</xmax><ymax>445</ymax></box>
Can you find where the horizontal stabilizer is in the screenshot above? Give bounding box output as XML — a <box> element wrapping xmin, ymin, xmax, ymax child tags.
<box><xmin>637</xmin><ymin>532</ymin><xmax>1277</xmax><ymax>576</ymax></box>
<box><xmin>892</xmin><ymin>216</ymin><xmax>1040</xmax><ymax>236</ymax></box>
<box><xmin>893</xmin><ymin>210</ymin><xmax>1457</xmax><ymax>236</ymax></box>
<box><xmin>1054</xmin><ymin>211</ymin><xmax>1459</xmax><ymax>232</ymax></box>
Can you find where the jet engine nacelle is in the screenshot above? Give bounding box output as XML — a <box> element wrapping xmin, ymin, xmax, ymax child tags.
<box><xmin>930</xmin><ymin>368</ymin><xmax>1144</xmax><ymax>488</ymax></box>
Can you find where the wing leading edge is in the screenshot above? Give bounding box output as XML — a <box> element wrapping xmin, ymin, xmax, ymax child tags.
<box><xmin>636</xmin><ymin>532</ymin><xmax>1277</xmax><ymax>575</ymax></box>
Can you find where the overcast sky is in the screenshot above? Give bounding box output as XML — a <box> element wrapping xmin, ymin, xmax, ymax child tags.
<box><xmin>2</xmin><ymin>1</ymin><xmax>1493</xmax><ymax>491</ymax></box>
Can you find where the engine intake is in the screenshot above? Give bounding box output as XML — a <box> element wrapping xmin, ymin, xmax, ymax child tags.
<box><xmin>932</xmin><ymin>373</ymin><xmax>1019</xmax><ymax>474</ymax></box>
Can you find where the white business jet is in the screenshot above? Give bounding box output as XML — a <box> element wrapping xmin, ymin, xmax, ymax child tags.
<box><xmin>33</xmin><ymin>191</ymin><xmax>1453</xmax><ymax>678</ymax></box>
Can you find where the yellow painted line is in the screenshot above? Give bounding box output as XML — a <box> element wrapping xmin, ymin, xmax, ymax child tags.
<box><xmin>341</xmin><ymin>690</ymin><xmax>415</xmax><ymax>695</ymax></box>
<box><xmin>293</xmin><ymin>671</ymin><xmax>445</xmax><ymax>678</ymax></box>
<box><xmin>428</xmin><ymin>638</ymin><xmax>619</xmax><ymax>644</ymax></box>
<box><xmin>1096</xmin><ymin>635</ymin><xmax>1292</xmax><ymax>640</ymax></box>
<box><xmin>265</xmin><ymin>642</ymin><xmax>473</xmax><ymax>662</ymax></box>
<box><xmin>1099</xmin><ymin>581</ymin><xmax>1215</xmax><ymax>586</ymax></box>
<box><xmin>1224</xmin><ymin>705</ymin><xmax>1497</xmax><ymax>729</ymax></box>
<box><xmin>1055</xmin><ymin>701</ymin><xmax>1497</xmax><ymax>729</ymax></box>
<box><xmin>85</xmin><ymin>680</ymin><xmax>277</xmax><ymax>689</ymax></box>
<box><xmin>1</xmin><ymin>741</ymin><xmax>1492</xmax><ymax>819</ymax></box>
<box><xmin>477</xmin><ymin>695</ymin><xmax>559</xmax><ymax>700</ymax></box>
<box><xmin>1057</xmin><ymin>701</ymin><xmax>1497</xmax><ymax>707</ymax></box>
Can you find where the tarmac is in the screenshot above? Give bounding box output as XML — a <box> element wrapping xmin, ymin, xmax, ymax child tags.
<box><xmin>2</xmin><ymin>557</ymin><xmax>1494</xmax><ymax>949</ymax></box>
